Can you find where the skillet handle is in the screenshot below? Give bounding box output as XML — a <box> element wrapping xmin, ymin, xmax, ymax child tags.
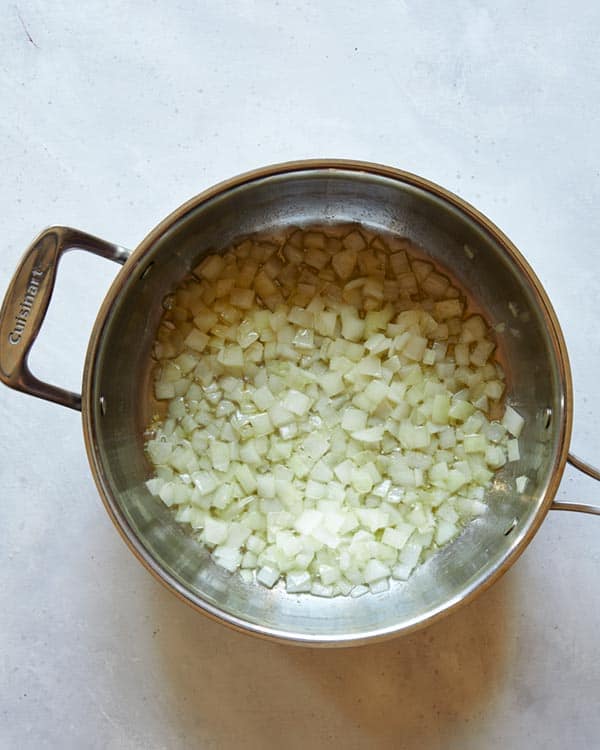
<box><xmin>0</xmin><ymin>226</ymin><xmax>130</xmax><ymax>411</ymax></box>
<box><xmin>551</xmin><ymin>453</ymin><xmax>600</xmax><ymax>516</ymax></box>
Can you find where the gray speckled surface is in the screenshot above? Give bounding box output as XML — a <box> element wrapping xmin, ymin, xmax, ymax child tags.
<box><xmin>1</xmin><ymin>2</ymin><xmax>599</xmax><ymax>748</ymax></box>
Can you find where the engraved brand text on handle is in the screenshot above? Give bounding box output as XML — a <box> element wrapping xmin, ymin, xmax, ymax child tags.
<box><xmin>8</xmin><ymin>267</ymin><xmax>45</xmax><ymax>344</ymax></box>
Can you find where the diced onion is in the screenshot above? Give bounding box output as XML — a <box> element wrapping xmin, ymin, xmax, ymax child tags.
<box><xmin>145</xmin><ymin>225</ymin><xmax>519</xmax><ymax>597</ymax></box>
<box><xmin>516</xmin><ymin>475</ymin><xmax>528</xmax><ymax>492</ymax></box>
<box><xmin>502</xmin><ymin>405</ymin><xmax>525</xmax><ymax>437</ymax></box>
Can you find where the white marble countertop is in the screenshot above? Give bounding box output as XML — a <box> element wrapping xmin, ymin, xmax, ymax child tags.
<box><xmin>1</xmin><ymin>2</ymin><xmax>599</xmax><ymax>748</ymax></box>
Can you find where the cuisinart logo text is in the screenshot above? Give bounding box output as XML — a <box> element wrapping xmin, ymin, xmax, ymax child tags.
<box><xmin>8</xmin><ymin>267</ymin><xmax>45</xmax><ymax>344</ymax></box>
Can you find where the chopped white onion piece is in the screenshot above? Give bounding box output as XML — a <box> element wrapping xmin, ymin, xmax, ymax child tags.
<box><xmin>516</xmin><ymin>475</ymin><xmax>528</xmax><ymax>492</ymax></box>
<box><xmin>502</xmin><ymin>405</ymin><xmax>525</xmax><ymax>437</ymax></box>
<box><xmin>257</xmin><ymin>565</ymin><xmax>280</xmax><ymax>588</ymax></box>
<box><xmin>369</xmin><ymin>578</ymin><xmax>390</xmax><ymax>594</ymax></box>
<box><xmin>286</xmin><ymin>571</ymin><xmax>312</xmax><ymax>593</ymax></box>
<box><xmin>507</xmin><ymin>439</ymin><xmax>520</xmax><ymax>462</ymax></box>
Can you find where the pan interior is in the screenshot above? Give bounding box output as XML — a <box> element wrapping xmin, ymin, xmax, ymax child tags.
<box><xmin>87</xmin><ymin>168</ymin><xmax>566</xmax><ymax>642</ymax></box>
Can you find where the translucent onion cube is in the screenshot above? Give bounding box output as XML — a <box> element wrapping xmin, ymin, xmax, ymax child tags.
<box><xmin>282</xmin><ymin>389</ymin><xmax>311</xmax><ymax>416</ymax></box>
<box><xmin>435</xmin><ymin>520</ymin><xmax>458</xmax><ymax>545</ymax></box>
<box><xmin>213</xmin><ymin>546</ymin><xmax>242</xmax><ymax>572</ymax></box>
<box><xmin>464</xmin><ymin>434</ymin><xmax>487</xmax><ymax>453</ymax></box>
<box><xmin>286</xmin><ymin>571</ymin><xmax>312</xmax><ymax>593</ymax></box>
<box><xmin>507</xmin><ymin>438</ymin><xmax>520</xmax><ymax>462</ymax></box>
<box><xmin>502</xmin><ymin>405</ymin><xmax>525</xmax><ymax>437</ymax></box>
<box><xmin>204</xmin><ymin>517</ymin><xmax>229</xmax><ymax>545</ymax></box>
<box><xmin>516</xmin><ymin>475</ymin><xmax>528</xmax><ymax>492</ymax></box>
<box><xmin>341</xmin><ymin>407</ymin><xmax>367</xmax><ymax>432</ymax></box>
<box><xmin>363</xmin><ymin>559</ymin><xmax>390</xmax><ymax>584</ymax></box>
<box><xmin>294</xmin><ymin>509</ymin><xmax>323</xmax><ymax>535</ymax></box>
<box><xmin>256</xmin><ymin>565</ymin><xmax>280</xmax><ymax>588</ymax></box>
<box><xmin>381</xmin><ymin>524</ymin><xmax>414</xmax><ymax>550</ymax></box>
<box><xmin>369</xmin><ymin>578</ymin><xmax>390</xmax><ymax>594</ymax></box>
